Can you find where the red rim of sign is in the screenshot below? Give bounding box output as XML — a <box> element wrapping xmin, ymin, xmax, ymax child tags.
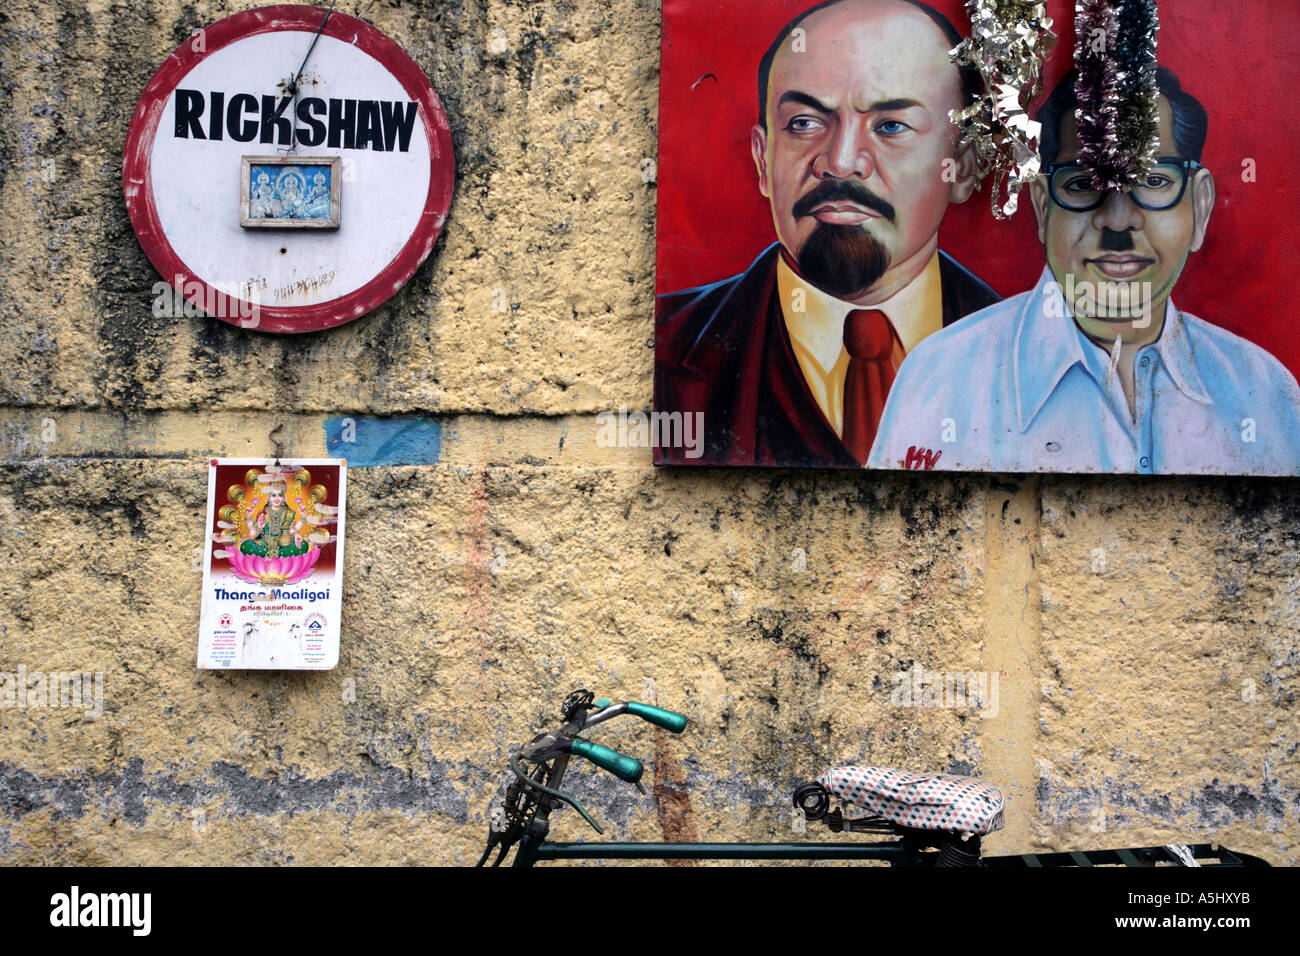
<box><xmin>122</xmin><ymin>4</ymin><xmax>455</xmax><ymax>334</ymax></box>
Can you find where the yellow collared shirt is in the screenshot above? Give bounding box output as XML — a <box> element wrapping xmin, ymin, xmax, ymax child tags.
<box><xmin>777</xmin><ymin>253</ymin><xmax>944</xmax><ymax>436</ymax></box>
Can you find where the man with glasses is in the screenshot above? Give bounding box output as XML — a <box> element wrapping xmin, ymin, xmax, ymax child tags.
<box><xmin>869</xmin><ymin>66</ymin><xmax>1300</xmax><ymax>474</ymax></box>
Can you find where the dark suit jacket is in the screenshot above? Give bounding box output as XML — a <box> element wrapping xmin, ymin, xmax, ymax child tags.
<box><xmin>655</xmin><ymin>242</ymin><xmax>1001</xmax><ymax>467</ymax></box>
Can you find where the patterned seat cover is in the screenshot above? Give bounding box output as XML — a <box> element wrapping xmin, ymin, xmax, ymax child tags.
<box><xmin>818</xmin><ymin>766</ymin><xmax>1005</xmax><ymax>835</ymax></box>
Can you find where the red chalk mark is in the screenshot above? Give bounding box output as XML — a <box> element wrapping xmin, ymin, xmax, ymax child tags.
<box><xmin>652</xmin><ymin>730</ymin><xmax>699</xmax><ymax>863</ymax></box>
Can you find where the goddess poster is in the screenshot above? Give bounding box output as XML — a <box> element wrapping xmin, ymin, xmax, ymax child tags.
<box><xmin>198</xmin><ymin>459</ymin><xmax>347</xmax><ymax>670</ymax></box>
<box><xmin>654</xmin><ymin>0</ymin><xmax>1300</xmax><ymax>475</ymax></box>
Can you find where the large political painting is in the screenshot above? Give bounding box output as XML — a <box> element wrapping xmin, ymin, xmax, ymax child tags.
<box><xmin>654</xmin><ymin>0</ymin><xmax>1300</xmax><ymax>475</ymax></box>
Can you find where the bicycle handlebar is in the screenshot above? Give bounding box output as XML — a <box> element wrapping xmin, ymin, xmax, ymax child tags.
<box><xmin>586</xmin><ymin>699</ymin><xmax>688</xmax><ymax>735</ymax></box>
<box><xmin>626</xmin><ymin>701</ymin><xmax>688</xmax><ymax>733</ymax></box>
<box><xmin>480</xmin><ymin>691</ymin><xmax>698</xmax><ymax>864</ymax></box>
<box><xmin>569</xmin><ymin>738</ymin><xmax>644</xmax><ymax>783</ymax></box>
<box><xmin>491</xmin><ymin>691</ymin><xmax>686</xmax><ymax>847</ymax></box>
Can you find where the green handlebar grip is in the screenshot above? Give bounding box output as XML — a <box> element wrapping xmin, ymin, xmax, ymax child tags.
<box><xmin>570</xmin><ymin>738</ymin><xmax>644</xmax><ymax>783</ymax></box>
<box><xmin>627</xmin><ymin>701</ymin><xmax>688</xmax><ymax>734</ymax></box>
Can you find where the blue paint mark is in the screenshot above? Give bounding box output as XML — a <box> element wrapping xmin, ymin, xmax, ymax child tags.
<box><xmin>323</xmin><ymin>417</ymin><xmax>443</xmax><ymax>467</ymax></box>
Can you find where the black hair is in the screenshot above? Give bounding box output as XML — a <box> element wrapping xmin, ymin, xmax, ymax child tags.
<box><xmin>1036</xmin><ymin>65</ymin><xmax>1209</xmax><ymax>163</ymax></box>
<box><xmin>756</xmin><ymin>0</ymin><xmax>979</xmax><ymax>130</ymax></box>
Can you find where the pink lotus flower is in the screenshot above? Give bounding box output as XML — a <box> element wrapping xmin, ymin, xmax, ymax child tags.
<box><xmin>227</xmin><ymin>547</ymin><xmax>321</xmax><ymax>586</ymax></box>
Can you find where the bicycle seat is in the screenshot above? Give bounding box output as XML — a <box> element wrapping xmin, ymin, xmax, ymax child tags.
<box><xmin>818</xmin><ymin>766</ymin><xmax>1005</xmax><ymax>835</ymax></box>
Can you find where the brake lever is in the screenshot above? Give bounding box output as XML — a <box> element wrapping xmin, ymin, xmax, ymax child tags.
<box><xmin>509</xmin><ymin>753</ymin><xmax>605</xmax><ymax>834</ymax></box>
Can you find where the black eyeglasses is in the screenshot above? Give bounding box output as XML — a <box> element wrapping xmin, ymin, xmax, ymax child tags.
<box><xmin>1044</xmin><ymin>158</ymin><xmax>1203</xmax><ymax>212</ymax></box>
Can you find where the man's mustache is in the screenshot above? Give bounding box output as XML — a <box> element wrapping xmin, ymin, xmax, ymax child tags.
<box><xmin>1100</xmin><ymin>227</ymin><xmax>1135</xmax><ymax>252</ymax></box>
<box><xmin>792</xmin><ymin>179</ymin><xmax>896</xmax><ymax>223</ymax></box>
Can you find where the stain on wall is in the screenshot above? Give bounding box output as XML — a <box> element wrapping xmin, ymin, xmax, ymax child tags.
<box><xmin>0</xmin><ymin>0</ymin><xmax>1295</xmax><ymax>865</ymax></box>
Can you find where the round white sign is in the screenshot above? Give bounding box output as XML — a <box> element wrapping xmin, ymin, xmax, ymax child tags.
<box><xmin>124</xmin><ymin>5</ymin><xmax>455</xmax><ymax>333</ymax></box>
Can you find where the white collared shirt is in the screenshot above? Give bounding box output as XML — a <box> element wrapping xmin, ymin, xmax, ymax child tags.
<box><xmin>869</xmin><ymin>268</ymin><xmax>1300</xmax><ymax>475</ymax></box>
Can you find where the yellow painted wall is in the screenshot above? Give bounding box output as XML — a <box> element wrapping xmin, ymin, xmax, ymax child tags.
<box><xmin>0</xmin><ymin>0</ymin><xmax>1294</xmax><ymax>865</ymax></box>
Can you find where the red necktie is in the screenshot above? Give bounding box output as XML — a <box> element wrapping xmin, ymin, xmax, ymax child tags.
<box><xmin>842</xmin><ymin>308</ymin><xmax>902</xmax><ymax>465</ymax></box>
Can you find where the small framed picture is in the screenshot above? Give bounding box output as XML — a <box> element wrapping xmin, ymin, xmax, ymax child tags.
<box><xmin>241</xmin><ymin>155</ymin><xmax>341</xmax><ymax>229</ymax></box>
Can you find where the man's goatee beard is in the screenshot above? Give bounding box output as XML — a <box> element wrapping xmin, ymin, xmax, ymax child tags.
<box><xmin>798</xmin><ymin>224</ymin><xmax>889</xmax><ymax>301</ymax></box>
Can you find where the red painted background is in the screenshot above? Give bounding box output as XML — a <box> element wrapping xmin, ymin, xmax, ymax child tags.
<box><xmin>656</xmin><ymin>0</ymin><xmax>1300</xmax><ymax>380</ymax></box>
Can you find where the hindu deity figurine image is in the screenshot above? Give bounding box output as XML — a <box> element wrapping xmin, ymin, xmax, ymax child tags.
<box><xmin>212</xmin><ymin>465</ymin><xmax>338</xmax><ymax>586</ymax></box>
<box><xmin>249</xmin><ymin>170</ymin><xmax>279</xmax><ymax>218</ymax></box>
<box><xmin>246</xmin><ymin>166</ymin><xmax>333</xmax><ymax>221</ymax></box>
<box><xmin>301</xmin><ymin>170</ymin><xmax>332</xmax><ymax>219</ymax></box>
<box><xmin>240</xmin><ymin>481</ymin><xmax>310</xmax><ymax>557</ymax></box>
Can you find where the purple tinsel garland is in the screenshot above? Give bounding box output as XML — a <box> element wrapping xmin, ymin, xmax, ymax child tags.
<box><xmin>1074</xmin><ymin>0</ymin><xmax>1125</xmax><ymax>190</ymax></box>
<box><xmin>1113</xmin><ymin>0</ymin><xmax>1161</xmax><ymax>178</ymax></box>
<box><xmin>1074</xmin><ymin>0</ymin><xmax>1161</xmax><ymax>190</ymax></box>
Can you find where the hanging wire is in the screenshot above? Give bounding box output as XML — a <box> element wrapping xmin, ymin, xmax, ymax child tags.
<box><xmin>285</xmin><ymin>0</ymin><xmax>338</xmax><ymax>153</ymax></box>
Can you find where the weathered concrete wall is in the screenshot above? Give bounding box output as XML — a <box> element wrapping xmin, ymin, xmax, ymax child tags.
<box><xmin>0</xmin><ymin>0</ymin><xmax>1295</xmax><ymax>865</ymax></box>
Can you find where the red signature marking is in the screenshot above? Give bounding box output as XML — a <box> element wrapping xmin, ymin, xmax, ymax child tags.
<box><xmin>903</xmin><ymin>446</ymin><xmax>942</xmax><ymax>470</ymax></box>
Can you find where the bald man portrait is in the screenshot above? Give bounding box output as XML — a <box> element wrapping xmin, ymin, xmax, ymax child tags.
<box><xmin>655</xmin><ymin>0</ymin><xmax>1000</xmax><ymax>468</ymax></box>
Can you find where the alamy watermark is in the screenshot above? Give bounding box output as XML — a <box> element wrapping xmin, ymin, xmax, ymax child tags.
<box><xmin>0</xmin><ymin>665</ymin><xmax>104</xmax><ymax>719</ymax></box>
<box><xmin>152</xmin><ymin>277</ymin><xmax>260</xmax><ymax>327</ymax></box>
<box><xmin>890</xmin><ymin>662</ymin><xmax>999</xmax><ymax>718</ymax></box>
<box><xmin>596</xmin><ymin>406</ymin><xmax>705</xmax><ymax>459</ymax></box>
<box><xmin>1045</xmin><ymin>275</ymin><xmax>1155</xmax><ymax>329</ymax></box>
<box><xmin>50</xmin><ymin>886</ymin><xmax>150</xmax><ymax>936</ymax></box>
